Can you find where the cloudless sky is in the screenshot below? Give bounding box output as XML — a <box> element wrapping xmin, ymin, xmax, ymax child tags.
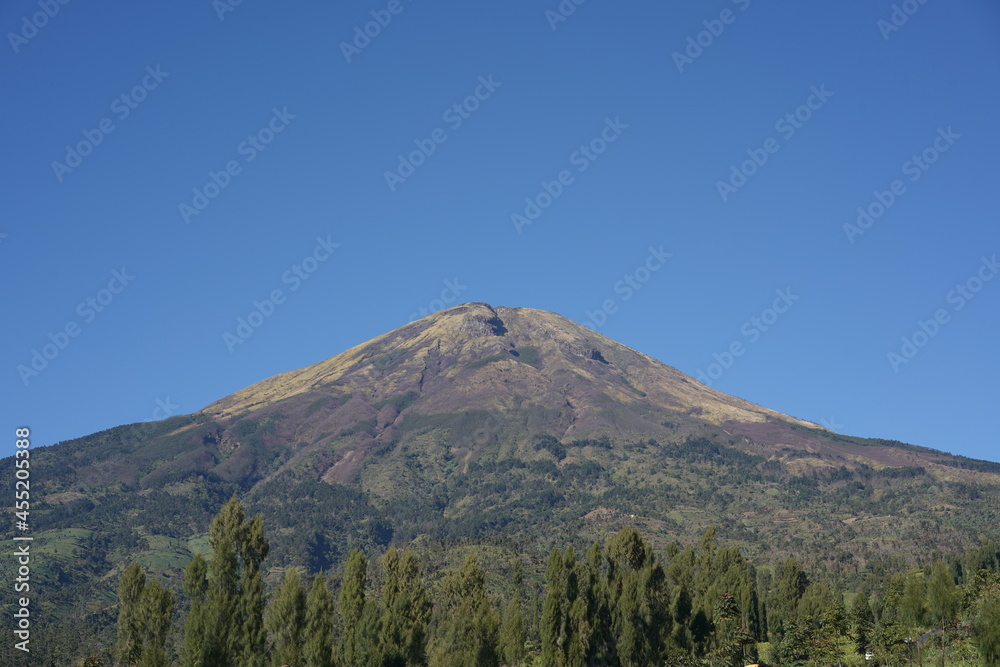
<box><xmin>3</xmin><ymin>0</ymin><xmax>999</xmax><ymax>462</ymax></box>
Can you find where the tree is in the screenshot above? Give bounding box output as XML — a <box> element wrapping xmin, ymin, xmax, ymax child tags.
<box><xmin>265</xmin><ymin>568</ymin><xmax>306</xmax><ymax>667</ymax></box>
<box><xmin>115</xmin><ymin>563</ymin><xmax>173</xmax><ymax>667</ymax></box>
<box><xmin>851</xmin><ymin>592</ymin><xmax>874</xmax><ymax>658</ymax></box>
<box><xmin>771</xmin><ymin>558</ymin><xmax>809</xmax><ymax>636</ymax></box>
<box><xmin>338</xmin><ymin>550</ymin><xmax>368</xmax><ymax>666</ymax></box>
<box><xmin>500</xmin><ymin>598</ymin><xmax>527</xmax><ymax>666</ymax></box>
<box><xmin>201</xmin><ymin>495</ymin><xmax>270</xmax><ymax>667</ymax></box>
<box><xmin>605</xmin><ymin>528</ymin><xmax>669</xmax><ymax>666</ymax></box>
<box><xmin>899</xmin><ymin>573</ymin><xmax>927</xmax><ymax>630</ymax></box>
<box><xmin>540</xmin><ymin>548</ymin><xmax>565</xmax><ymax>667</ymax></box>
<box><xmin>137</xmin><ymin>578</ymin><xmax>173</xmax><ymax>667</ymax></box>
<box><xmin>926</xmin><ymin>560</ymin><xmax>957</xmax><ymax>667</ymax></box>
<box><xmin>380</xmin><ymin>548</ymin><xmax>431</xmax><ymax>666</ymax></box>
<box><xmin>973</xmin><ymin>584</ymin><xmax>1000</xmax><ymax>666</ymax></box>
<box><xmin>303</xmin><ymin>574</ymin><xmax>335</xmax><ymax>667</ymax></box>
<box><xmin>115</xmin><ymin>563</ymin><xmax>147</xmax><ymax>667</ymax></box>
<box><xmin>427</xmin><ymin>553</ymin><xmax>499</xmax><ymax>667</ymax></box>
<box><xmin>182</xmin><ymin>554</ymin><xmax>210</xmax><ymax>667</ymax></box>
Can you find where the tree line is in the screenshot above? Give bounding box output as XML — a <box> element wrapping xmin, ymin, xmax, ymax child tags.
<box><xmin>101</xmin><ymin>496</ymin><xmax>1000</xmax><ymax>666</ymax></box>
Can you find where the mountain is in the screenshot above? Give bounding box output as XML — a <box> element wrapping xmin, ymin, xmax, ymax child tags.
<box><xmin>4</xmin><ymin>302</ymin><xmax>999</xmax><ymax>657</ymax></box>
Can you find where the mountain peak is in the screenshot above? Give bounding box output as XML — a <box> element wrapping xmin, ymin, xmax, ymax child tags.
<box><xmin>200</xmin><ymin>303</ymin><xmax>817</xmax><ymax>441</ymax></box>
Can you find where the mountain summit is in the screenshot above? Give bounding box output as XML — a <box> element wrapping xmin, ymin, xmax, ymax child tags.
<box><xmin>205</xmin><ymin>301</ymin><xmax>818</xmax><ymax>433</ymax></box>
<box><xmin>195</xmin><ymin>302</ymin><xmax>979</xmax><ymax>486</ymax></box>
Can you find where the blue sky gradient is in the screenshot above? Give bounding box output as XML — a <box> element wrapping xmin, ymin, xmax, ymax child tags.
<box><xmin>3</xmin><ymin>0</ymin><xmax>999</xmax><ymax>461</ymax></box>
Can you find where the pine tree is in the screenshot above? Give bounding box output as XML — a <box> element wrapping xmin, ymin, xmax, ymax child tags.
<box><xmin>339</xmin><ymin>549</ymin><xmax>368</xmax><ymax>666</ymax></box>
<box><xmin>770</xmin><ymin>557</ymin><xmax>809</xmax><ymax>637</ymax></box>
<box><xmin>926</xmin><ymin>560</ymin><xmax>957</xmax><ymax>667</ymax></box>
<box><xmin>380</xmin><ymin>548</ymin><xmax>431</xmax><ymax>666</ymax></box>
<box><xmin>540</xmin><ymin>548</ymin><xmax>564</xmax><ymax>667</ymax></box>
<box><xmin>851</xmin><ymin>592</ymin><xmax>873</xmax><ymax>658</ymax></box>
<box><xmin>115</xmin><ymin>563</ymin><xmax>173</xmax><ymax>667</ymax></box>
<box><xmin>240</xmin><ymin>513</ymin><xmax>269</xmax><ymax>667</ymax></box>
<box><xmin>604</xmin><ymin>528</ymin><xmax>669</xmax><ymax>666</ymax></box>
<box><xmin>137</xmin><ymin>579</ymin><xmax>173</xmax><ymax>667</ymax></box>
<box><xmin>116</xmin><ymin>563</ymin><xmax>147</xmax><ymax>667</ymax></box>
<box><xmin>180</xmin><ymin>495</ymin><xmax>271</xmax><ymax>667</ymax></box>
<box><xmin>265</xmin><ymin>568</ymin><xmax>306</xmax><ymax>667</ymax></box>
<box><xmin>973</xmin><ymin>583</ymin><xmax>1000</xmax><ymax>665</ymax></box>
<box><xmin>427</xmin><ymin>553</ymin><xmax>499</xmax><ymax>667</ymax></box>
<box><xmin>500</xmin><ymin>598</ymin><xmax>526</xmax><ymax>666</ymax></box>
<box><xmin>900</xmin><ymin>572</ymin><xmax>927</xmax><ymax>630</ymax></box>
<box><xmin>182</xmin><ymin>554</ymin><xmax>210</xmax><ymax>667</ymax></box>
<box><xmin>303</xmin><ymin>574</ymin><xmax>335</xmax><ymax>667</ymax></box>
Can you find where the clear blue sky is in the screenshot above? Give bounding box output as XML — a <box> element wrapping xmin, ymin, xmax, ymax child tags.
<box><xmin>3</xmin><ymin>0</ymin><xmax>998</xmax><ymax>462</ymax></box>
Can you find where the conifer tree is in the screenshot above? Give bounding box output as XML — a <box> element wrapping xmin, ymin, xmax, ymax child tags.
<box><xmin>500</xmin><ymin>597</ymin><xmax>527</xmax><ymax>666</ymax></box>
<box><xmin>239</xmin><ymin>513</ymin><xmax>269</xmax><ymax>667</ymax></box>
<box><xmin>115</xmin><ymin>563</ymin><xmax>173</xmax><ymax>667</ymax></box>
<box><xmin>303</xmin><ymin>574</ymin><xmax>335</xmax><ymax>667</ymax></box>
<box><xmin>116</xmin><ymin>563</ymin><xmax>147</xmax><ymax>667</ymax></box>
<box><xmin>427</xmin><ymin>553</ymin><xmax>499</xmax><ymax>667</ymax></box>
<box><xmin>182</xmin><ymin>554</ymin><xmax>210</xmax><ymax>667</ymax></box>
<box><xmin>540</xmin><ymin>548</ymin><xmax>564</xmax><ymax>667</ymax></box>
<box><xmin>900</xmin><ymin>572</ymin><xmax>927</xmax><ymax>630</ymax></box>
<box><xmin>339</xmin><ymin>549</ymin><xmax>368</xmax><ymax>666</ymax></box>
<box><xmin>380</xmin><ymin>548</ymin><xmax>431</xmax><ymax>666</ymax></box>
<box><xmin>182</xmin><ymin>495</ymin><xmax>271</xmax><ymax>667</ymax></box>
<box><xmin>137</xmin><ymin>579</ymin><xmax>173</xmax><ymax>667</ymax></box>
<box><xmin>851</xmin><ymin>592</ymin><xmax>874</xmax><ymax>658</ymax></box>
<box><xmin>265</xmin><ymin>568</ymin><xmax>306</xmax><ymax>667</ymax></box>
<box><xmin>973</xmin><ymin>584</ymin><xmax>1000</xmax><ymax>665</ymax></box>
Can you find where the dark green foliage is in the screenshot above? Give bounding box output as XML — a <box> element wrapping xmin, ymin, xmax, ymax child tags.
<box><xmin>303</xmin><ymin>574</ymin><xmax>335</xmax><ymax>667</ymax></box>
<box><xmin>114</xmin><ymin>563</ymin><xmax>173</xmax><ymax>667</ymax></box>
<box><xmin>515</xmin><ymin>346</ymin><xmax>541</xmax><ymax>367</ymax></box>
<box><xmin>373</xmin><ymin>391</ymin><xmax>420</xmax><ymax>412</ymax></box>
<box><xmin>500</xmin><ymin>598</ymin><xmax>527</xmax><ymax>666</ymax></box>
<box><xmin>380</xmin><ymin>547</ymin><xmax>431</xmax><ymax>666</ymax></box>
<box><xmin>264</xmin><ymin>568</ymin><xmax>305</xmax><ymax>667</ymax></box>
<box><xmin>338</xmin><ymin>550</ymin><xmax>368</xmax><ymax>666</ymax></box>
<box><xmin>427</xmin><ymin>553</ymin><xmax>499</xmax><ymax>667</ymax></box>
<box><xmin>116</xmin><ymin>563</ymin><xmax>146</xmax><ymax>666</ymax></box>
<box><xmin>182</xmin><ymin>554</ymin><xmax>210</xmax><ymax>667</ymax></box>
<box><xmin>973</xmin><ymin>582</ymin><xmax>1000</xmax><ymax>665</ymax></box>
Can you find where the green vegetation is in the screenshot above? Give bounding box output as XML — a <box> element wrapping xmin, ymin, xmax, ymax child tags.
<box><xmin>86</xmin><ymin>499</ymin><xmax>1000</xmax><ymax>666</ymax></box>
<box><xmin>516</xmin><ymin>346</ymin><xmax>541</xmax><ymax>367</ymax></box>
<box><xmin>373</xmin><ymin>391</ymin><xmax>420</xmax><ymax>412</ymax></box>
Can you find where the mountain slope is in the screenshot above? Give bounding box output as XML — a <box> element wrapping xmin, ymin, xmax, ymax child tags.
<box><xmin>3</xmin><ymin>303</ymin><xmax>999</xmax><ymax>658</ymax></box>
